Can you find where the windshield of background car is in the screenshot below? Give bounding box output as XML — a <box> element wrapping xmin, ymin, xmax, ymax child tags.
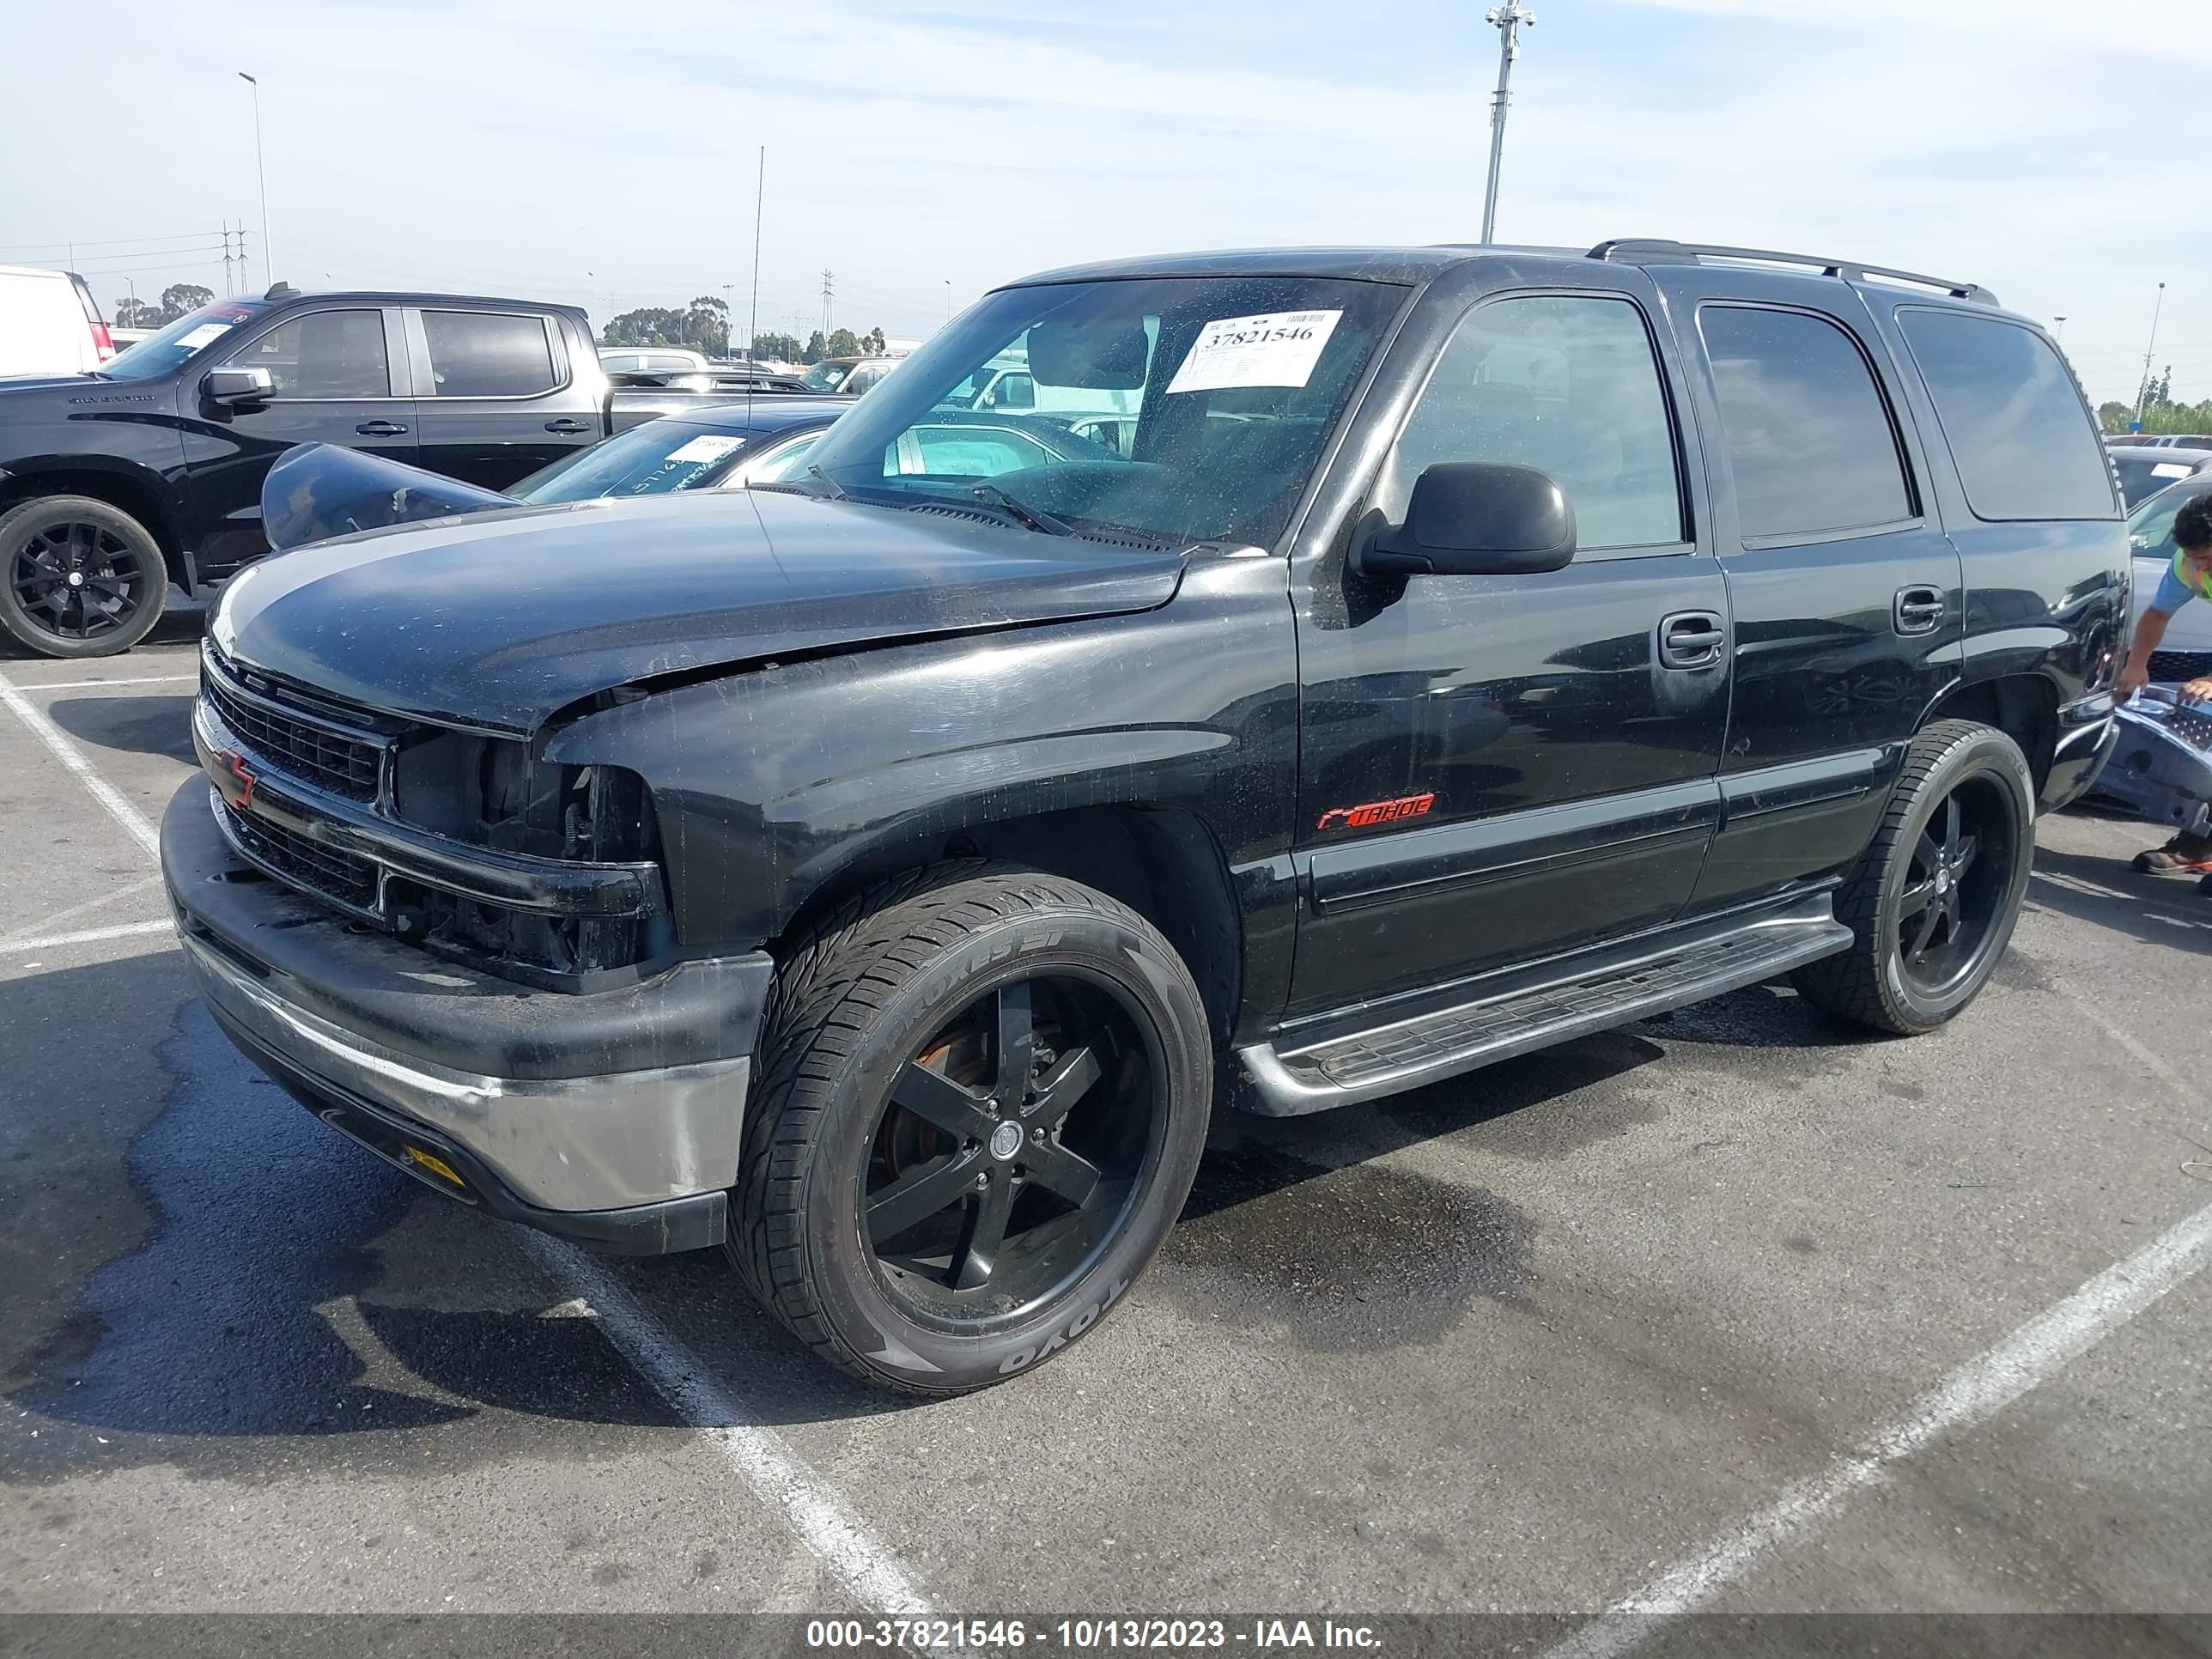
<box><xmin>792</xmin><ymin>275</ymin><xmax>1407</xmax><ymax>548</ymax></box>
<box><xmin>100</xmin><ymin>300</ymin><xmax>267</xmax><ymax>380</ymax></box>
<box><xmin>2114</xmin><ymin>455</ymin><xmax>2206</xmax><ymax>508</ymax></box>
<box><xmin>2130</xmin><ymin>479</ymin><xmax>2212</xmax><ymax>561</ymax></box>
<box><xmin>514</xmin><ymin>419</ymin><xmax>756</xmax><ymax>501</ymax></box>
<box><xmin>801</xmin><ymin>362</ymin><xmax>852</xmax><ymax>392</ymax></box>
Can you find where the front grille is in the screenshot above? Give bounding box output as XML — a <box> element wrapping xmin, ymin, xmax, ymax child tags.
<box><xmin>203</xmin><ymin>671</ymin><xmax>383</xmax><ymax>801</ymax></box>
<box><xmin>2150</xmin><ymin>649</ymin><xmax>2212</xmax><ymax>683</ymax></box>
<box><xmin>220</xmin><ymin>799</ymin><xmax>380</xmax><ymax>911</ymax></box>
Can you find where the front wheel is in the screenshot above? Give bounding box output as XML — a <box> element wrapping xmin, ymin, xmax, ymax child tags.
<box><xmin>0</xmin><ymin>495</ymin><xmax>169</xmax><ymax>659</ymax></box>
<box><xmin>1793</xmin><ymin>720</ymin><xmax>2034</xmax><ymax>1036</ymax></box>
<box><xmin>729</xmin><ymin>864</ymin><xmax>1212</xmax><ymax>1395</ymax></box>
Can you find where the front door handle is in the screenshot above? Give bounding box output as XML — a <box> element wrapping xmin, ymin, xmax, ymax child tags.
<box><xmin>355</xmin><ymin>420</ymin><xmax>408</xmax><ymax>436</ymax></box>
<box><xmin>544</xmin><ymin>417</ymin><xmax>592</xmax><ymax>434</ymax></box>
<box><xmin>1894</xmin><ymin>585</ymin><xmax>1946</xmax><ymax>635</ymax></box>
<box><xmin>1658</xmin><ymin>609</ymin><xmax>1727</xmax><ymax>671</ymax></box>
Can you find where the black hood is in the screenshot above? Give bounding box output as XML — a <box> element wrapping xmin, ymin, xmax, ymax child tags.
<box><xmin>211</xmin><ymin>488</ymin><xmax>1188</xmax><ymax>735</ymax></box>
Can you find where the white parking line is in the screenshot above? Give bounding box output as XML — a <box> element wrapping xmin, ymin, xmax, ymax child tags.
<box><xmin>0</xmin><ymin>661</ymin><xmax>941</xmax><ymax>1623</ymax></box>
<box><xmin>1544</xmin><ymin>1196</ymin><xmax>2212</xmax><ymax>1659</ymax></box>
<box><xmin>528</xmin><ymin>1241</ymin><xmax>939</xmax><ymax>1617</ymax></box>
<box><xmin>0</xmin><ymin>667</ymin><xmax>161</xmax><ymax>859</ymax></box>
<box><xmin>6</xmin><ymin>672</ymin><xmax>199</xmax><ymax>691</ymax></box>
<box><xmin>0</xmin><ymin>872</ymin><xmax>162</xmax><ymax>942</ymax></box>
<box><xmin>0</xmin><ymin>919</ymin><xmax>174</xmax><ymax>956</ymax></box>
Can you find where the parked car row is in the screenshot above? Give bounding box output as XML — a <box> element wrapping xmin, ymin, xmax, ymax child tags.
<box><xmin>0</xmin><ymin>283</ymin><xmax>872</xmax><ymax>656</ymax></box>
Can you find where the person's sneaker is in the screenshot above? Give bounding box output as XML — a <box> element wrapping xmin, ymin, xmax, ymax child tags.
<box><xmin>2134</xmin><ymin>833</ymin><xmax>2212</xmax><ymax>878</ymax></box>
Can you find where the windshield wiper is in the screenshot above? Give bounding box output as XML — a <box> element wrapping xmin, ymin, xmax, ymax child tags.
<box><xmin>968</xmin><ymin>482</ymin><xmax>1072</xmax><ymax>537</ymax></box>
<box><xmin>805</xmin><ymin>464</ymin><xmax>850</xmax><ymax>501</ymax></box>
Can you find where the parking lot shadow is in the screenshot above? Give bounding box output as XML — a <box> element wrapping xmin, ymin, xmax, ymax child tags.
<box><xmin>0</xmin><ymin>593</ymin><xmax>204</xmax><ymax>663</ymax></box>
<box><xmin>44</xmin><ymin>692</ymin><xmax>195</xmax><ymax>763</ymax></box>
<box><xmin>5</xmin><ymin>983</ymin><xmax>695</xmax><ymax>1484</ymax></box>
<box><xmin>2027</xmin><ymin>842</ymin><xmax>2212</xmax><ymax>957</ymax></box>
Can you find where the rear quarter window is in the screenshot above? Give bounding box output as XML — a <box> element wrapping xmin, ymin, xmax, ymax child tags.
<box><xmin>1897</xmin><ymin>308</ymin><xmax>2115</xmax><ymax>520</ymax></box>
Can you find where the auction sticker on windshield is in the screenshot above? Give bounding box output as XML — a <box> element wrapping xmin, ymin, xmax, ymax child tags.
<box><xmin>1166</xmin><ymin>310</ymin><xmax>1342</xmax><ymax>394</ymax></box>
<box><xmin>178</xmin><ymin>323</ymin><xmax>237</xmax><ymax>349</ymax></box>
<box><xmin>665</xmin><ymin>434</ymin><xmax>746</xmax><ymax>465</ymax></box>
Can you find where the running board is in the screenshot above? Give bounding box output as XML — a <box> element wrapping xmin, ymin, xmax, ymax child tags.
<box><xmin>1237</xmin><ymin>900</ymin><xmax>1852</xmax><ymax>1115</ymax></box>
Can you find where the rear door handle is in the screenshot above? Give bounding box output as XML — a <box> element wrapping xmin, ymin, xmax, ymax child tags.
<box><xmin>355</xmin><ymin>420</ymin><xmax>408</xmax><ymax>436</ymax></box>
<box><xmin>1658</xmin><ymin>609</ymin><xmax>1727</xmax><ymax>671</ymax></box>
<box><xmin>1893</xmin><ymin>585</ymin><xmax>1946</xmax><ymax>635</ymax></box>
<box><xmin>544</xmin><ymin>417</ymin><xmax>592</xmax><ymax>434</ymax></box>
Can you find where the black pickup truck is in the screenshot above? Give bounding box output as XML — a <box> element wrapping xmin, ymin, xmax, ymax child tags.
<box><xmin>0</xmin><ymin>284</ymin><xmax>753</xmax><ymax>659</ymax></box>
<box><xmin>161</xmin><ymin>239</ymin><xmax>2127</xmax><ymax>1395</ymax></box>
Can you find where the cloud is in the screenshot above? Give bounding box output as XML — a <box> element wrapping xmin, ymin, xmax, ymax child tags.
<box><xmin>1</xmin><ymin>0</ymin><xmax>2198</xmax><ymax>401</ymax></box>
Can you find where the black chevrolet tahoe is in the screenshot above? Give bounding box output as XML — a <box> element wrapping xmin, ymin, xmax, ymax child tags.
<box><xmin>0</xmin><ymin>284</ymin><xmax>706</xmax><ymax>659</ymax></box>
<box><xmin>160</xmin><ymin>239</ymin><xmax>2128</xmax><ymax>1395</ymax></box>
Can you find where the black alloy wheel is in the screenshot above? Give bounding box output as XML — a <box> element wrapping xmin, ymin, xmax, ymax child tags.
<box><xmin>729</xmin><ymin>863</ymin><xmax>1212</xmax><ymax>1395</ymax></box>
<box><xmin>861</xmin><ymin>972</ymin><xmax>1164</xmax><ymax>1330</ymax></box>
<box><xmin>1892</xmin><ymin>778</ymin><xmax>2016</xmax><ymax>1000</ymax></box>
<box><xmin>1794</xmin><ymin>719</ymin><xmax>2034</xmax><ymax>1036</ymax></box>
<box><xmin>0</xmin><ymin>495</ymin><xmax>167</xmax><ymax>658</ymax></box>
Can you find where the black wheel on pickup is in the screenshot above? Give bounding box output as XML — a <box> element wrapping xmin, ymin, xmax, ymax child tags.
<box><xmin>730</xmin><ymin>863</ymin><xmax>1212</xmax><ymax>1395</ymax></box>
<box><xmin>1793</xmin><ymin>719</ymin><xmax>2034</xmax><ymax>1036</ymax></box>
<box><xmin>0</xmin><ymin>495</ymin><xmax>169</xmax><ymax>659</ymax></box>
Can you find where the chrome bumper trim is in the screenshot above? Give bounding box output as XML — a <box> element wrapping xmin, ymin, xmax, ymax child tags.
<box><xmin>179</xmin><ymin>928</ymin><xmax>749</xmax><ymax>1212</ymax></box>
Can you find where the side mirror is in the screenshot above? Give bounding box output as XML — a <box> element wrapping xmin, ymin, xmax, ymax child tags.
<box><xmin>204</xmin><ymin>366</ymin><xmax>275</xmax><ymax>405</ymax></box>
<box><xmin>1355</xmin><ymin>461</ymin><xmax>1576</xmax><ymax>578</ymax></box>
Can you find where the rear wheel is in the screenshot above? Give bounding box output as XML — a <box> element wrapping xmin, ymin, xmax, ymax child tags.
<box><xmin>1793</xmin><ymin>720</ymin><xmax>2033</xmax><ymax>1036</ymax></box>
<box><xmin>0</xmin><ymin>495</ymin><xmax>168</xmax><ymax>659</ymax></box>
<box><xmin>729</xmin><ymin>864</ymin><xmax>1212</xmax><ymax>1395</ymax></box>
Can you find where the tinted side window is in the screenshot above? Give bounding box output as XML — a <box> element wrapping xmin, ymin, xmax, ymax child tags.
<box><xmin>1382</xmin><ymin>294</ymin><xmax>1683</xmax><ymax>550</ymax></box>
<box><xmin>229</xmin><ymin>309</ymin><xmax>389</xmax><ymax>398</ymax></box>
<box><xmin>1898</xmin><ymin>309</ymin><xmax>2116</xmax><ymax>520</ymax></box>
<box><xmin>1699</xmin><ymin>306</ymin><xmax>1911</xmax><ymax>540</ymax></box>
<box><xmin>422</xmin><ymin>311</ymin><xmax>557</xmax><ymax>398</ymax></box>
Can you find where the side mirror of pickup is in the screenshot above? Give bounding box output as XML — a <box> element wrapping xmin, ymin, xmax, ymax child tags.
<box><xmin>204</xmin><ymin>366</ymin><xmax>275</xmax><ymax>405</ymax></box>
<box><xmin>1354</xmin><ymin>461</ymin><xmax>1576</xmax><ymax>578</ymax></box>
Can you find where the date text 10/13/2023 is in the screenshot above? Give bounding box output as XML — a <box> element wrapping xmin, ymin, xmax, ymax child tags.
<box><xmin>805</xmin><ymin>1620</ymin><xmax>1384</xmax><ymax>1650</ymax></box>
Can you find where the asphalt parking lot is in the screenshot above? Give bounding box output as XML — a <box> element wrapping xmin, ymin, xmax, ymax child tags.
<box><xmin>2</xmin><ymin>614</ymin><xmax>2208</xmax><ymax>1641</ymax></box>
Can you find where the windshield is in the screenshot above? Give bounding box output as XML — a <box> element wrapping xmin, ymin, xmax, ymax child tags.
<box><xmin>791</xmin><ymin>274</ymin><xmax>1407</xmax><ymax>549</ymax></box>
<box><xmin>2114</xmin><ymin>455</ymin><xmax>2205</xmax><ymax>508</ymax></box>
<box><xmin>514</xmin><ymin>419</ymin><xmax>758</xmax><ymax>501</ymax></box>
<box><xmin>100</xmin><ymin>300</ymin><xmax>268</xmax><ymax>381</ymax></box>
<box><xmin>2130</xmin><ymin>479</ymin><xmax>2212</xmax><ymax>560</ymax></box>
<box><xmin>802</xmin><ymin>362</ymin><xmax>853</xmax><ymax>392</ymax></box>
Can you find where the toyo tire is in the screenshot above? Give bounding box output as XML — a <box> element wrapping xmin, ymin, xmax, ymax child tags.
<box><xmin>728</xmin><ymin>863</ymin><xmax>1212</xmax><ymax>1395</ymax></box>
<box><xmin>1792</xmin><ymin>720</ymin><xmax>2034</xmax><ymax>1036</ymax></box>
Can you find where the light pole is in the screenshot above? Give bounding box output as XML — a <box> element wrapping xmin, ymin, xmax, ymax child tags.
<box><xmin>945</xmin><ymin>279</ymin><xmax>952</xmax><ymax>325</ymax></box>
<box><xmin>1480</xmin><ymin>3</ymin><xmax>1535</xmax><ymax>245</ymax></box>
<box><xmin>2053</xmin><ymin>315</ymin><xmax>2067</xmax><ymax>342</ymax></box>
<box><xmin>2135</xmin><ymin>282</ymin><xmax>2167</xmax><ymax>430</ymax></box>
<box><xmin>238</xmin><ymin>73</ymin><xmax>271</xmax><ymax>287</ymax></box>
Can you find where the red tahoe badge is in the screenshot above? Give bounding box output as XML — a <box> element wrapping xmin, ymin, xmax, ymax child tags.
<box><xmin>1316</xmin><ymin>792</ymin><xmax>1435</xmax><ymax>833</ymax></box>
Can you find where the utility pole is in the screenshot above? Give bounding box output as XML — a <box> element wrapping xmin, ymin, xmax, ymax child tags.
<box><xmin>821</xmin><ymin>269</ymin><xmax>835</xmax><ymax>339</ymax></box>
<box><xmin>945</xmin><ymin>278</ymin><xmax>952</xmax><ymax>325</ymax></box>
<box><xmin>2135</xmin><ymin>282</ymin><xmax>2167</xmax><ymax>430</ymax></box>
<box><xmin>748</xmin><ymin>146</ymin><xmax>765</xmax><ymax>368</ymax></box>
<box><xmin>220</xmin><ymin>222</ymin><xmax>235</xmax><ymax>297</ymax></box>
<box><xmin>239</xmin><ymin>72</ymin><xmax>271</xmax><ymax>286</ymax></box>
<box><xmin>1480</xmin><ymin>3</ymin><xmax>1535</xmax><ymax>246</ymax></box>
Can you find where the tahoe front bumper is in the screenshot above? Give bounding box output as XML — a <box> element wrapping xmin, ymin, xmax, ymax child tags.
<box><xmin>161</xmin><ymin>780</ymin><xmax>773</xmax><ymax>1254</ymax></box>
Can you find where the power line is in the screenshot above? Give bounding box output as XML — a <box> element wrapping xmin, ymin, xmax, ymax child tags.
<box><xmin>0</xmin><ymin>228</ymin><xmax>230</xmax><ymax>254</ymax></box>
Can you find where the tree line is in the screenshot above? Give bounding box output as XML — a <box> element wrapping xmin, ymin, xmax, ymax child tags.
<box><xmin>112</xmin><ymin>283</ymin><xmax>215</xmax><ymax>328</ymax></box>
<box><xmin>2099</xmin><ymin>368</ymin><xmax>2212</xmax><ymax>434</ymax></box>
<box><xmin>599</xmin><ymin>295</ymin><xmax>887</xmax><ymax>362</ymax></box>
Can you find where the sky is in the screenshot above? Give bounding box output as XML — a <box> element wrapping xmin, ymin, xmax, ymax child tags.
<box><xmin>3</xmin><ymin>0</ymin><xmax>2200</xmax><ymax>407</ymax></box>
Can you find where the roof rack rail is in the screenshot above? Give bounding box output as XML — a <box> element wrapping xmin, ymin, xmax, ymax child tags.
<box><xmin>1586</xmin><ymin>239</ymin><xmax>1997</xmax><ymax>306</ymax></box>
